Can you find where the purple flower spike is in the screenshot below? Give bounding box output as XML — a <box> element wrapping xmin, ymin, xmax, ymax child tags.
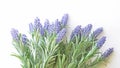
<box><xmin>96</xmin><ymin>36</ymin><xmax>106</xmax><ymax>49</ymax></box>
<box><xmin>11</xmin><ymin>28</ymin><xmax>19</xmax><ymax>41</ymax></box>
<box><xmin>55</xmin><ymin>19</ymin><xmax>61</xmax><ymax>33</ymax></box>
<box><xmin>29</xmin><ymin>23</ymin><xmax>34</xmax><ymax>32</ymax></box>
<box><xmin>93</xmin><ymin>27</ymin><xmax>103</xmax><ymax>38</ymax></box>
<box><xmin>70</xmin><ymin>25</ymin><xmax>81</xmax><ymax>40</ymax></box>
<box><xmin>44</xmin><ymin>19</ymin><xmax>50</xmax><ymax>30</ymax></box>
<box><xmin>40</xmin><ymin>27</ymin><xmax>44</xmax><ymax>36</ymax></box>
<box><xmin>48</xmin><ymin>24</ymin><xmax>55</xmax><ymax>34</ymax></box>
<box><xmin>34</xmin><ymin>17</ymin><xmax>42</xmax><ymax>30</ymax></box>
<box><xmin>61</xmin><ymin>14</ymin><xmax>68</xmax><ymax>26</ymax></box>
<box><xmin>56</xmin><ymin>28</ymin><xmax>66</xmax><ymax>43</ymax></box>
<box><xmin>101</xmin><ymin>48</ymin><xmax>113</xmax><ymax>58</ymax></box>
<box><xmin>22</xmin><ymin>34</ymin><xmax>27</xmax><ymax>44</ymax></box>
<box><xmin>82</xmin><ymin>24</ymin><xmax>92</xmax><ymax>36</ymax></box>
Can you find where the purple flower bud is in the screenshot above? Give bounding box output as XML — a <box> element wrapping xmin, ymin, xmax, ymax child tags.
<box><xmin>56</xmin><ymin>28</ymin><xmax>66</xmax><ymax>43</ymax></box>
<box><xmin>40</xmin><ymin>27</ymin><xmax>44</xmax><ymax>36</ymax></box>
<box><xmin>82</xmin><ymin>24</ymin><xmax>92</xmax><ymax>36</ymax></box>
<box><xmin>93</xmin><ymin>27</ymin><xmax>103</xmax><ymax>38</ymax></box>
<box><xmin>101</xmin><ymin>48</ymin><xmax>113</xmax><ymax>58</ymax></box>
<box><xmin>29</xmin><ymin>23</ymin><xmax>34</xmax><ymax>32</ymax></box>
<box><xmin>70</xmin><ymin>25</ymin><xmax>81</xmax><ymax>40</ymax></box>
<box><xmin>55</xmin><ymin>19</ymin><xmax>61</xmax><ymax>33</ymax></box>
<box><xmin>34</xmin><ymin>17</ymin><xmax>42</xmax><ymax>30</ymax></box>
<box><xmin>34</xmin><ymin>17</ymin><xmax>44</xmax><ymax>35</ymax></box>
<box><xmin>96</xmin><ymin>36</ymin><xmax>106</xmax><ymax>49</ymax></box>
<box><xmin>61</xmin><ymin>14</ymin><xmax>68</xmax><ymax>26</ymax></box>
<box><xmin>44</xmin><ymin>19</ymin><xmax>50</xmax><ymax>30</ymax></box>
<box><xmin>22</xmin><ymin>34</ymin><xmax>27</xmax><ymax>44</ymax></box>
<box><xmin>48</xmin><ymin>24</ymin><xmax>55</xmax><ymax>34</ymax></box>
<box><xmin>11</xmin><ymin>28</ymin><xmax>19</xmax><ymax>41</ymax></box>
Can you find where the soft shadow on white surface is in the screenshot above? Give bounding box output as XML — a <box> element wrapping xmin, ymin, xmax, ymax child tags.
<box><xmin>0</xmin><ymin>0</ymin><xmax>120</xmax><ymax>68</ymax></box>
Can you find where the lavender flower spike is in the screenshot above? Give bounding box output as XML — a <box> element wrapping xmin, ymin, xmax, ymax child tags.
<box><xmin>93</xmin><ymin>27</ymin><xmax>103</xmax><ymax>38</ymax></box>
<box><xmin>22</xmin><ymin>34</ymin><xmax>27</xmax><ymax>44</ymax></box>
<box><xmin>96</xmin><ymin>36</ymin><xmax>106</xmax><ymax>49</ymax></box>
<box><xmin>70</xmin><ymin>25</ymin><xmax>81</xmax><ymax>40</ymax></box>
<box><xmin>44</xmin><ymin>19</ymin><xmax>50</xmax><ymax>30</ymax></box>
<box><xmin>56</xmin><ymin>28</ymin><xmax>66</xmax><ymax>43</ymax></box>
<box><xmin>61</xmin><ymin>14</ymin><xmax>68</xmax><ymax>26</ymax></box>
<box><xmin>34</xmin><ymin>17</ymin><xmax>42</xmax><ymax>30</ymax></box>
<box><xmin>40</xmin><ymin>27</ymin><xmax>44</xmax><ymax>36</ymax></box>
<box><xmin>55</xmin><ymin>19</ymin><xmax>61</xmax><ymax>33</ymax></box>
<box><xmin>29</xmin><ymin>23</ymin><xmax>34</xmax><ymax>32</ymax></box>
<box><xmin>48</xmin><ymin>24</ymin><xmax>55</xmax><ymax>34</ymax></box>
<box><xmin>82</xmin><ymin>24</ymin><xmax>92</xmax><ymax>36</ymax></box>
<box><xmin>11</xmin><ymin>28</ymin><xmax>19</xmax><ymax>41</ymax></box>
<box><xmin>101</xmin><ymin>48</ymin><xmax>113</xmax><ymax>58</ymax></box>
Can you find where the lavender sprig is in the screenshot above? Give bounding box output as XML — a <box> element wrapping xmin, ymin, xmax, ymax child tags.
<box><xmin>48</xmin><ymin>23</ymin><xmax>55</xmax><ymax>34</ymax></box>
<box><xmin>21</xmin><ymin>34</ymin><xmax>27</xmax><ymax>44</ymax></box>
<box><xmin>93</xmin><ymin>27</ymin><xmax>103</xmax><ymax>38</ymax></box>
<box><xmin>29</xmin><ymin>23</ymin><xmax>34</xmax><ymax>32</ymax></box>
<box><xmin>34</xmin><ymin>17</ymin><xmax>45</xmax><ymax>36</ymax></box>
<box><xmin>61</xmin><ymin>14</ymin><xmax>68</xmax><ymax>27</ymax></box>
<box><xmin>56</xmin><ymin>28</ymin><xmax>66</xmax><ymax>43</ymax></box>
<box><xmin>96</xmin><ymin>36</ymin><xmax>106</xmax><ymax>49</ymax></box>
<box><xmin>11</xmin><ymin>28</ymin><xmax>19</xmax><ymax>41</ymax></box>
<box><xmin>70</xmin><ymin>25</ymin><xmax>81</xmax><ymax>40</ymax></box>
<box><xmin>81</xmin><ymin>24</ymin><xmax>92</xmax><ymax>37</ymax></box>
<box><xmin>40</xmin><ymin>27</ymin><xmax>44</xmax><ymax>36</ymax></box>
<box><xmin>101</xmin><ymin>48</ymin><xmax>113</xmax><ymax>59</ymax></box>
<box><xmin>44</xmin><ymin>19</ymin><xmax>50</xmax><ymax>30</ymax></box>
<box><xmin>34</xmin><ymin>17</ymin><xmax>42</xmax><ymax>30</ymax></box>
<box><xmin>55</xmin><ymin>19</ymin><xmax>61</xmax><ymax>33</ymax></box>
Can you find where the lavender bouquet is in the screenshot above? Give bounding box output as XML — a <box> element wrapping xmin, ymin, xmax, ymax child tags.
<box><xmin>11</xmin><ymin>14</ymin><xmax>113</xmax><ymax>68</ymax></box>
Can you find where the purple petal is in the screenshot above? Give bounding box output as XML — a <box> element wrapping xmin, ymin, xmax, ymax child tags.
<box><xmin>40</xmin><ymin>27</ymin><xmax>44</xmax><ymax>36</ymax></box>
<box><xmin>34</xmin><ymin>17</ymin><xmax>42</xmax><ymax>30</ymax></box>
<box><xmin>70</xmin><ymin>25</ymin><xmax>81</xmax><ymax>40</ymax></box>
<box><xmin>29</xmin><ymin>23</ymin><xmax>34</xmax><ymax>32</ymax></box>
<box><xmin>61</xmin><ymin>14</ymin><xmax>68</xmax><ymax>26</ymax></box>
<box><xmin>48</xmin><ymin>23</ymin><xmax>55</xmax><ymax>34</ymax></box>
<box><xmin>96</xmin><ymin>36</ymin><xmax>106</xmax><ymax>49</ymax></box>
<box><xmin>11</xmin><ymin>28</ymin><xmax>19</xmax><ymax>41</ymax></box>
<box><xmin>93</xmin><ymin>27</ymin><xmax>103</xmax><ymax>38</ymax></box>
<box><xmin>101</xmin><ymin>48</ymin><xmax>113</xmax><ymax>58</ymax></box>
<box><xmin>82</xmin><ymin>24</ymin><xmax>92</xmax><ymax>36</ymax></box>
<box><xmin>44</xmin><ymin>19</ymin><xmax>50</xmax><ymax>30</ymax></box>
<box><xmin>22</xmin><ymin>34</ymin><xmax>27</xmax><ymax>44</ymax></box>
<box><xmin>55</xmin><ymin>19</ymin><xmax>61</xmax><ymax>33</ymax></box>
<box><xmin>56</xmin><ymin>28</ymin><xmax>66</xmax><ymax>43</ymax></box>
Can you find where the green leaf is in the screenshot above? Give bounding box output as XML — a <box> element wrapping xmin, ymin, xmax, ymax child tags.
<box><xmin>62</xmin><ymin>54</ymin><xmax>66</xmax><ymax>64</ymax></box>
<box><xmin>68</xmin><ymin>62</ymin><xmax>77</xmax><ymax>68</ymax></box>
<box><xmin>11</xmin><ymin>53</ymin><xmax>22</xmax><ymax>60</ymax></box>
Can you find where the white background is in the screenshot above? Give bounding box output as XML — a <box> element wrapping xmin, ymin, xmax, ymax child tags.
<box><xmin>0</xmin><ymin>0</ymin><xmax>120</xmax><ymax>68</ymax></box>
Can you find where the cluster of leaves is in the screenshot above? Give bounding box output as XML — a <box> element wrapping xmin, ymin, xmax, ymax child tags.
<box><xmin>11</xmin><ymin>14</ymin><xmax>113</xmax><ymax>68</ymax></box>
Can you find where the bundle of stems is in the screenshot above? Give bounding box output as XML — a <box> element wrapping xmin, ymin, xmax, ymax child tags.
<box><xmin>11</xmin><ymin>14</ymin><xmax>113</xmax><ymax>68</ymax></box>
